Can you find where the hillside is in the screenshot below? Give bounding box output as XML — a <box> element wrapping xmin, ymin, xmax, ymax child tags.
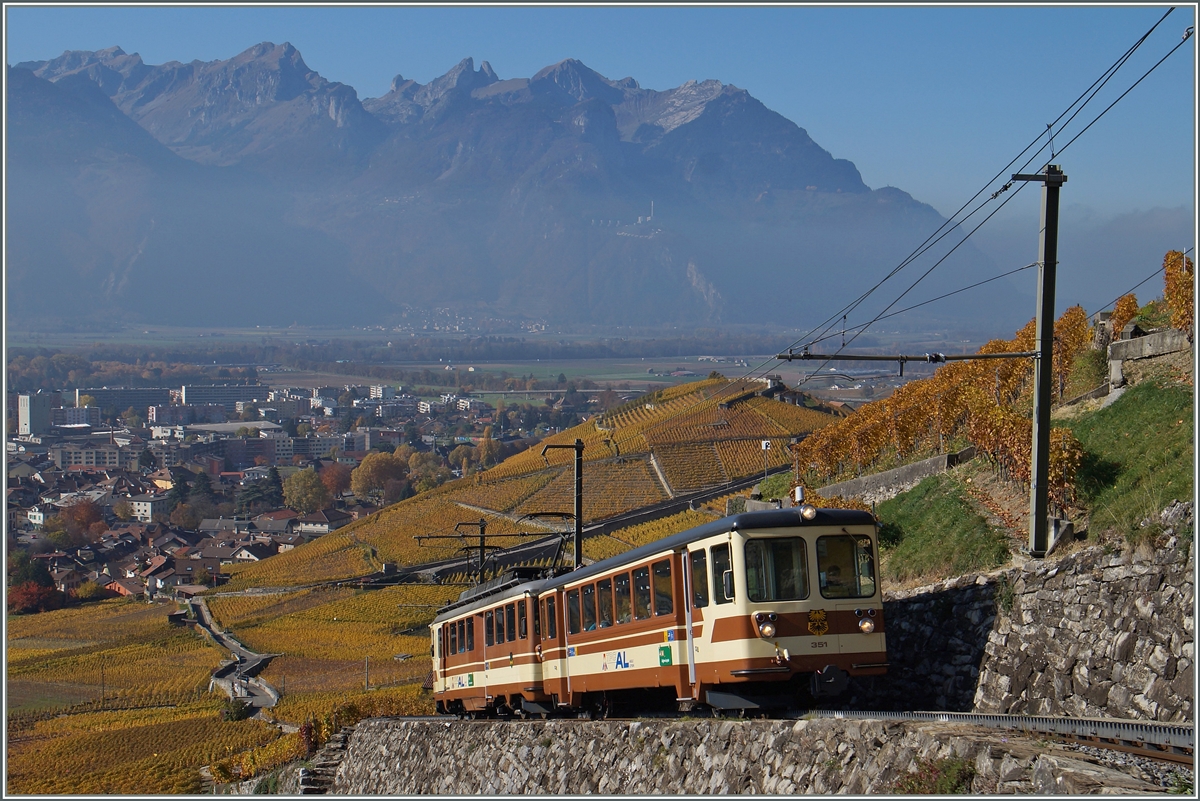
<box><xmin>219</xmin><ymin>378</ymin><xmax>834</xmax><ymax>591</ymax></box>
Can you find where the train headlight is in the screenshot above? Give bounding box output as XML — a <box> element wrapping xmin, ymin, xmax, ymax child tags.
<box><xmin>755</xmin><ymin>612</ymin><xmax>778</xmax><ymax>639</ymax></box>
<box><xmin>799</xmin><ymin>504</ymin><xmax>817</xmax><ymax>521</ymax></box>
<box><xmin>858</xmin><ymin>618</ymin><xmax>875</xmax><ymax>634</ymax></box>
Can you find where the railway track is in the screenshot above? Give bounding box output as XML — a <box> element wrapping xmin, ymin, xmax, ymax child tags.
<box><xmin>802</xmin><ymin>710</ymin><xmax>1194</xmax><ymax>766</ymax></box>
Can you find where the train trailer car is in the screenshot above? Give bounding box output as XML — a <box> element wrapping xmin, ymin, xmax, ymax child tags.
<box><xmin>431</xmin><ymin>507</ymin><xmax>887</xmax><ymax>718</ymax></box>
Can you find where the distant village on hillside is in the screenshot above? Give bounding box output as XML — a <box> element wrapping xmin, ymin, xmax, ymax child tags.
<box><xmin>5</xmin><ymin>380</ymin><xmax>606</xmax><ymax>605</ymax></box>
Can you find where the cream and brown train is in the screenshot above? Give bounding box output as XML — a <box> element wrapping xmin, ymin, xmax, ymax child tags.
<box><xmin>430</xmin><ymin>506</ymin><xmax>887</xmax><ymax>718</ymax></box>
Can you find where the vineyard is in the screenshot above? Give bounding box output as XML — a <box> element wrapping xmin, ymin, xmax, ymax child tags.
<box><xmin>655</xmin><ymin>442</ymin><xmax>728</xmax><ymax>493</ymax></box>
<box><xmin>582</xmin><ymin>509</ymin><xmax>719</xmax><ymax>562</ymax></box>
<box><xmin>221</xmin><ymin>378</ymin><xmax>837</xmax><ymax>591</ymax></box>
<box><xmin>511</xmin><ymin>458</ymin><xmax>669</xmax><ymax>522</ymax></box>
<box><xmin>6</xmin><ymin>700</ymin><xmax>280</xmax><ymax>794</ymax></box>
<box><xmin>7</xmin><ymin>599</ymin><xmax>222</xmax><ymax>712</ymax></box>
<box><xmin>792</xmin><ymin>309</ymin><xmax>1093</xmax><ymax>517</ymax></box>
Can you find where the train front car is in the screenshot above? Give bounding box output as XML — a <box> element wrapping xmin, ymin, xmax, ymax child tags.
<box><xmin>546</xmin><ymin>506</ymin><xmax>887</xmax><ymax>716</ymax></box>
<box><xmin>691</xmin><ymin>506</ymin><xmax>887</xmax><ymax>711</ymax></box>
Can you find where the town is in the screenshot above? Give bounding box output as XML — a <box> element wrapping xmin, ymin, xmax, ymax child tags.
<box><xmin>5</xmin><ymin>377</ymin><xmax>624</xmax><ymax>608</ymax></box>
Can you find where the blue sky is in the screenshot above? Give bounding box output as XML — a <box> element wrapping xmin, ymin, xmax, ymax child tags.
<box><xmin>5</xmin><ymin>4</ymin><xmax>1196</xmax><ymax>313</ymax></box>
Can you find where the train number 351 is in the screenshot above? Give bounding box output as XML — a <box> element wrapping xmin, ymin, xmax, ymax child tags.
<box><xmin>810</xmin><ymin>640</ymin><xmax>829</xmax><ymax>648</ymax></box>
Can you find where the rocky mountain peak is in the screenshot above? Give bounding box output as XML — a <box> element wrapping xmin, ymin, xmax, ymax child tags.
<box><xmin>530</xmin><ymin>58</ymin><xmax>625</xmax><ymax>106</ymax></box>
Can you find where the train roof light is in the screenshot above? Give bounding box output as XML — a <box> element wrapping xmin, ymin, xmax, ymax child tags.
<box><xmin>799</xmin><ymin>504</ymin><xmax>817</xmax><ymax>521</ymax></box>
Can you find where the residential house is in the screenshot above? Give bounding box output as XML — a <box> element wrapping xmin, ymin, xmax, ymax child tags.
<box><xmin>295</xmin><ymin>508</ymin><xmax>352</xmax><ymax>537</ymax></box>
<box><xmin>129</xmin><ymin>493</ymin><xmax>170</xmax><ymax>523</ymax></box>
<box><xmin>110</xmin><ymin>578</ymin><xmax>145</xmax><ymax>598</ymax></box>
<box><xmin>231</xmin><ymin>542</ymin><xmax>276</xmax><ymax>562</ymax></box>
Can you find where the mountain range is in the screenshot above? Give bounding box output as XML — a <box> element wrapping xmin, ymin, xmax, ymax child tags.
<box><xmin>7</xmin><ymin>43</ymin><xmax>1022</xmax><ymax>331</ymax></box>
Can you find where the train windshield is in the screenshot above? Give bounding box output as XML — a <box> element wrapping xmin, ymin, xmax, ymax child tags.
<box><xmin>744</xmin><ymin>537</ymin><xmax>808</xmax><ymax>602</ymax></box>
<box><xmin>816</xmin><ymin>534</ymin><xmax>877</xmax><ymax>599</ymax></box>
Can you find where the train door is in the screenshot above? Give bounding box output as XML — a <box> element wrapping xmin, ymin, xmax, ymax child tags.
<box><xmin>673</xmin><ymin>550</ymin><xmax>698</xmax><ymax>701</ymax></box>
<box><xmin>539</xmin><ymin>592</ymin><xmax>569</xmax><ymax>706</ymax></box>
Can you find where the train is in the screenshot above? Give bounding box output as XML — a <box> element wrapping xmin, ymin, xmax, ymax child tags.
<box><xmin>430</xmin><ymin>503</ymin><xmax>887</xmax><ymax>718</ymax></box>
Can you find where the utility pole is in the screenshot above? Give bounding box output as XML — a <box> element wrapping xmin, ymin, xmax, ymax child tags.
<box><xmin>1012</xmin><ymin>163</ymin><xmax>1067</xmax><ymax>557</ymax></box>
<box><xmin>364</xmin><ymin>656</ymin><xmax>369</xmax><ymax>692</ymax></box>
<box><xmin>543</xmin><ymin>439</ymin><xmax>585</xmax><ymax>569</ymax></box>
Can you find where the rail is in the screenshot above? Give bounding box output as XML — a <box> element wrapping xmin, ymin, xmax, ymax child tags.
<box><xmin>804</xmin><ymin>710</ymin><xmax>1194</xmax><ymax>764</ymax></box>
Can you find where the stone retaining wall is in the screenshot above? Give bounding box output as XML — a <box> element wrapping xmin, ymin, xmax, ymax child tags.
<box><xmin>844</xmin><ymin>508</ymin><xmax>1192</xmax><ymax>721</ymax></box>
<box><xmin>330</xmin><ymin>717</ymin><xmax>1161</xmax><ymax>795</ymax></box>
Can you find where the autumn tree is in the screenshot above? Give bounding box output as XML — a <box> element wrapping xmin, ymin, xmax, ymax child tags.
<box><xmin>1163</xmin><ymin>249</ymin><xmax>1194</xmax><ymax>338</ymax></box>
<box><xmin>1109</xmin><ymin>294</ymin><xmax>1140</xmax><ymax>341</ymax></box>
<box><xmin>477</xmin><ymin>426</ymin><xmax>501</xmax><ymax>468</ymax></box>
<box><xmin>112</xmin><ymin>500</ymin><xmax>134</xmax><ymax>522</ymax></box>
<box><xmin>170</xmin><ymin>503</ymin><xmax>203</xmax><ymax>531</ymax></box>
<box><xmin>60</xmin><ymin>498</ymin><xmax>103</xmax><ymax>536</ymax></box>
<box><xmin>321</xmin><ymin>462</ymin><xmax>352</xmax><ymax>498</ymax></box>
<box><xmin>350</xmin><ymin>452</ymin><xmax>408</xmax><ymax>502</ymax></box>
<box><xmin>7</xmin><ymin>582</ymin><xmax>65</xmax><ymax>614</ymax></box>
<box><xmin>284</xmin><ymin>468</ymin><xmax>331</xmax><ymax>515</ymax></box>
<box><xmin>449</xmin><ymin>444</ymin><xmax>476</xmax><ymax>476</ymax></box>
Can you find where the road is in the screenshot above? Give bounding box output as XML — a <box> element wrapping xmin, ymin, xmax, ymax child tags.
<box><xmin>192</xmin><ymin>598</ymin><xmax>280</xmax><ymax>711</ymax></box>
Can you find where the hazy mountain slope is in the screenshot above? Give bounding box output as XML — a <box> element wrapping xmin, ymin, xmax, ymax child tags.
<box><xmin>8</xmin><ymin>45</ymin><xmax>1023</xmax><ymax>330</ymax></box>
<box><xmin>5</xmin><ymin>67</ymin><xmax>378</xmax><ymax>327</ymax></box>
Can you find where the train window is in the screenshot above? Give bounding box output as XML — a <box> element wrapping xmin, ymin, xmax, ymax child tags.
<box><xmin>652</xmin><ymin>560</ymin><xmax>673</xmax><ymax>616</ymax></box>
<box><xmin>449</xmin><ymin>621</ymin><xmax>458</xmax><ymax>655</ymax></box>
<box><xmin>614</xmin><ymin>572</ymin><xmax>632</xmax><ymax>624</ymax></box>
<box><xmin>567</xmin><ymin>590</ymin><xmax>581</xmax><ymax>635</ymax></box>
<box><xmin>506</xmin><ymin>603</ymin><xmax>517</xmax><ymax>642</ymax></box>
<box><xmin>633</xmin><ymin>566</ymin><xmax>652</xmax><ymax>620</ymax></box>
<box><xmin>467</xmin><ymin>617</ymin><xmax>475</xmax><ymax>651</ymax></box>
<box><xmin>495</xmin><ymin>607</ymin><xmax>505</xmax><ymax>643</ymax></box>
<box><xmin>485</xmin><ymin>610</ymin><xmax>494</xmax><ymax>646</ymax></box>
<box><xmin>457</xmin><ymin>620</ymin><xmax>465</xmax><ymax>653</ymax></box>
<box><xmin>745</xmin><ymin>537</ymin><xmax>809</xmax><ymax>602</ymax></box>
<box><xmin>518</xmin><ymin>600</ymin><xmax>528</xmax><ymax>639</ymax></box>
<box><xmin>690</xmin><ymin>550</ymin><xmax>710</xmax><ymax>608</ymax></box>
<box><xmin>582</xmin><ymin>584</ymin><xmax>597</xmax><ymax>631</ymax></box>
<box><xmin>437</xmin><ymin>627</ymin><xmax>443</xmax><ymax>658</ymax></box>
<box><xmin>596</xmin><ymin>578</ymin><xmax>614</xmax><ymax>628</ymax></box>
<box><xmin>817</xmin><ymin>535</ymin><xmax>876</xmax><ymax>599</ymax></box>
<box><xmin>546</xmin><ymin>595</ymin><xmax>557</xmax><ymax>639</ymax></box>
<box><xmin>712</xmin><ymin>543</ymin><xmax>733</xmax><ymax>604</ymax></box>
<box><xmin>533</xmin><ymin>598</ymin><xmax>541</xmax><ymax>637</ymax></box>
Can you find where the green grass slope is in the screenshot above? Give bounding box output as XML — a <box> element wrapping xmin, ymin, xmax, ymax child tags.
<box><xmin>1060</xmin><ymin>378</ymin><xmax>1194</xmax><ymax>539</ymax></box>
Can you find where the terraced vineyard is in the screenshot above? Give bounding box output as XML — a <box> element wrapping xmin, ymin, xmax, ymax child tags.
<box><xmin>512</xmin><ymin>458</ymin><xmax>668</xmax><ymax>522</ymax></box>
<box><xmin>229</xmin><ymin>585</ymin><xmax>461</xmax><ymax>700</ymax></box>
<box><xmin>6</xmin><ymin>700</ymin><xmax>279</xmax><ymax>794</ymax></box>
<box><xmin>7</xmin><ymin>599</ymin><xmax>220</xmax><ymax>712</ymax></box>
<box><xmin>582</xmin><ymin>509</ymin><xmax>719</xmax><ymax>562</ymax></box>
<box><xmin>654</xmin><ymin>442</ymin><xmax>728</xmax><ymax>493</ymax></box>
<box><xmin>221</xmin><ymin>379</ymin><xmax>836</xmax><ymax>592</ymax></box>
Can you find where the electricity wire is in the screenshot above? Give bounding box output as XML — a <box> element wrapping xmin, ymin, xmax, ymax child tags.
<box><xmin>1093</xmin><ymin>247</ymin><xmax>1194</xmax><ymax>313</ymax></box>
<box><xmin>785</xmin><ymin>7</ymin><xmax>1177</xmax><ymax>359</ymax></box>
<box><xmin>790</xmin><ymin>12</ymin><xmax>1192</xmax><ymax>387</ymax></box>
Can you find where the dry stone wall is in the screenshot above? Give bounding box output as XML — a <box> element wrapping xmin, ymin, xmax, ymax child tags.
<box><xmin>331</xmin><ymin>717</ymin><xmax>1166</xmax><ymax>795</ymax></box>
<box><xmin>843</xmin><ymin>504</ymin><xmax>1194</xmax><ymax>721</ymax></box>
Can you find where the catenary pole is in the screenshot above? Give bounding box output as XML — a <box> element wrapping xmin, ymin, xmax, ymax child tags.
<box><xmin>1012</xmin><ymin>164</ymin><xmax>1067</xmax><ymax>557</ymax></box>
